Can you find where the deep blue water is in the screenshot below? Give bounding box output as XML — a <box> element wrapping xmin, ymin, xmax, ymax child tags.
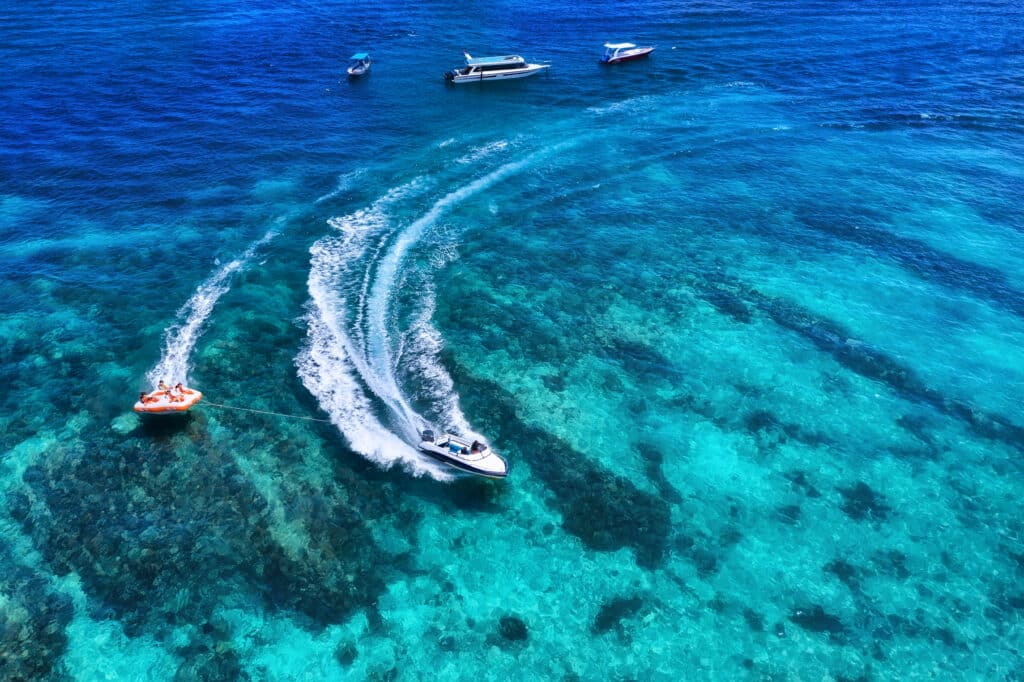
<box><xmin>2</xmin><ymin>1</ymin><xmax>1023</xmax><ymax>679</ymax></box>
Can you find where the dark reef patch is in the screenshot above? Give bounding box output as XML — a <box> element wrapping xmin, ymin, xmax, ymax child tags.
<box><xmin>774</xmin><ymin>504</ymin><xmax>802</xmax><ymax>525</ymax></box>
<box><xmin>636</xmin><ymin>443</ymin><xmax>683</xmax><ymax>504</ymax></box>
<box><xmin>497</xmin><ymin>615</ymin><xmax>528</xmax><ymax>642</ymax></box>
<box><xmin>871</xmin><ymin>550</ymin><xmax>910</xmax><ymax>580</ymax></box>
<box><xmin>670</xmin><ymin>393</ymin><xmax>833</xmax><ymax>455</ymax></box>
<box><xmin>692</xmin><ymin>279</ymin><xmax>752</xmax><ymax>323</ymax></box>
<box><xmin>988</xmin><ymin>588</ymin><xmax>1024</xmax><ymax>617</ymax></box>
<box><xmin>825</xmin><ymin>559</ymin><xmax>863</xmax><ymax>593</ymax></box>
<box><xmin>742</xmin><ymin>608</ymin><xmax>764</xmax><ymax>632</ymax></box>
<box><xmin>785</xmin><ymin>470</ymin><xmax>822</xmax><ymax>498</ymax></box>
<box><xmin>789</xmin><ymin>605</ymin><xmax>847</xmax><ymax>638</ymax></box>
<box><xmin>443</xmin><ymin>360</ymin><xmax>672</xmax><ymax>568</ymax></box>
<box><xmin>335</xmin><ymin>641</ymin><xmax>359</xmax><ymax>667</ymax></box>
<box><xmin>742</xmin><ymin>410</ymin><xmax>833</xmax><ymax>451</ymax></box>
<box><xmin>17</xmin><ymin>429</ymin><xmax>402</xmax><ymax>639</ymax></box>
<box><xmin>1006</xmin><ymin>548</ymin><xmax>1024</xmax><ymax>574</ymax></box>
<box><xmin>0</xmin><ymin>548</ymin><xmax>73</xmax><ymax>681</ymax></box>
<box><xmin>541</xmin><ymin>372</ymin><xmax>567</xmax><ymax>393</ymax></box>
<box><xmin>447</xmin><ymin>478</ymin><xmax>503</xmax><ymax>513</ymax></box>
<box><xmin>599</xmin><ymin>337</ymin><xmax>685</xmax><ymax>387</ymax></box>
<box><xmin>690</xmin><ymin>273</ymin><xmax>1024</xmax><ymax>454</ymax></box>
<box><xmin>592</xmin><ymin>596</ymin><xmax>644</xmax><ymax>634</ymax></box>
<box><xmin>667</xmin><ymin>392</ymin><xmax>725</xmax><ymax>431</ymax></box>
<box><xmin>173</xmin><ymin>647</ymin><xmax>249</xmax><ymax>682</ymax></box>
<box><xmin>673</xmin><ymin>526</ymin><xmax>744</xmax><ymax>578</ymax></box>
<box><xmin>673</xmin><ymin>534</ymin><xmax>719</xmax><ymax>577</ymax></box>
<box><xmin>837</xmin><ymin>481</ymin><xmax>891</xmax><ymax>522</ymax></box>
<box><xmin>871</xmin><ymin>612</ymin><xmax>964</xmax><ymax>650</ymax></box>
<box><xmin>895</xmin><ymin>414</ymin><xmax>941</xmax><ymax>454</ymax></box>
<box><xmin>796</xmin><ymin>207</ymin><xmax>1024</xmax><ymax>321</ymax></box>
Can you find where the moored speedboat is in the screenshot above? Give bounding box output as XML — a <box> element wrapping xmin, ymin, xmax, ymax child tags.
<box><xmin>419</xmin><ymin>430</ymin><xmax>508</xmax><ymax>479</ymax></box>
<box><xmin>600</xmin><ymin>42</ymin><xmax>654</xmax><ymax>65</ymax></box>
<box><xmin>444</xmin><ymin>51</ymin><xmax>549</xmax><ymax>84</ymax></box>
<box><xmin>347</xmin><ymin>53</ymin><xmax>371</xmax><ymax>77</ymax></box>
<box><xmin>134</xmin><ymin>384</ymin><xmax>202</xmax><ymax>414</ymax></box>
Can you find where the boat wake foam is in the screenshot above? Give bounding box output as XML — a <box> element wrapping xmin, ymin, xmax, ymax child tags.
<box><xmin>315</xmin><ymin>169</ymin><xmax>366</xmax><ymax>205</ymax></box>
<box><xmin>146</xmin><ymin>230</ymin><xmax>278</xmax><ymax>387</ymax></box>
<box><xmin>297</xmin><ymin>180</ymin><xmax>452</xmax><ymax>479</ymax></box>
<box><xmin>455</xmin><ymin>139</ymin><xmax>510</xmax><ymax>165</ymax></box>
<box><xmin>397</xmin><ymin>279</ymin><xmax>479</xmax><ymax>440</ymax></box>
<box><xmin>586</xmin><ymin>94</ymin><xmax>659</xmax><ymax>117</ymax></box>
<box><xmin>298</xmin><ymin>154</ymin><xmax>539</xmax><ymax>478</ymax></box>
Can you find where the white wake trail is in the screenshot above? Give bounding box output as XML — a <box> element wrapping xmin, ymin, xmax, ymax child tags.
<box><xmin>398</xmin><ymin>279</ymin><xmax>479</xmax><ymax>440</ymax></box>
<box><xmin>363</xmin><ymin>156</ymin><xmax>539</xmax><ymax>436</ymax></box>
<box><xmin>315</xmin><ymin>169</ymin><xmax>366</xmax><ymax>205</ymax></box>
<box><xmin>146</xmin><ymin>230</ymin><xmax>277</xmax><ymax>388</ymax></box>
<box><xmin>297</xmin><ymin>180</ymin><xmax>452</xmax><ymax>480</ymax></box>
<box><xmin>299</xmin><ymin>148</ymin><xmax>550</xmax><ymax>479</ymax></box>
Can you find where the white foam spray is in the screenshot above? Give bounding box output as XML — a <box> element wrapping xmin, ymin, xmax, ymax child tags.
<box><xmin>146</xmin><ymin>230</ymin><xmax>278</xmax><ymax>388</ymax></box>
<box><xmin>455</xmin><ymin>139</ymin><xmax>510</xmax><ymax>165</ymax></box>
<box><xmin>315</xmin><ymin>169</ymin><xmax>366</xmax><ymax>205</ymax></box>
<box><xmin>297</xmin><ymin>180</ymin><xmax>452</xmax><ymax>479</ymax></box>
<box><xmin>397</xmin><ymin>278</ymin><xmax>479</xmax><ymax>439</ymax></box>
<box><xmin>299</xmin><ymin>151</ymin><xmax>548</xmax><ymax>478</ymax></box>
<box><xmin>363</xmin><ymin>157</ymin><xmax>537</xmax><ymax>435</ymax></box>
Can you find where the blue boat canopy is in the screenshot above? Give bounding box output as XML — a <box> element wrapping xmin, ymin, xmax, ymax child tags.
<box><xmin>350</xmin><ymin>52</ymin><xmax>369</xmax><ymax>60</ymax></box>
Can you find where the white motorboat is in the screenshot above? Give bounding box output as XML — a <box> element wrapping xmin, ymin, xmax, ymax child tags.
<box><xmin>347</xmin><ymin>53</ymin><xmax>371</xmax><ymax>77</ymax></box>
<box><xmin>600</xmin><ymin>42</ymin><xmax>655</xmax><ymax>65</ymax></box>
<box><xmin>419</xmin><ymin>430</ymin><xmax>508</xmax><ymax>479</ymax></box>
<box><xmin>444</xmin><ymin>52</ymin><xmax>549</xmax><ymax>84</ymax></box>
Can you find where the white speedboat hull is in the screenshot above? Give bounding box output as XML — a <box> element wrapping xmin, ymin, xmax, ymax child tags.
<box><xmin>445</xmin><ymin>64</ymin><xmax>549</xmax><ymax>84</ymax></box>
<box><xmin>601</xmin><ymin>45</ymin><xmax>655</xmax><ymax>64</ymax></box>
<box><xmin>419</xmin><ymin>431</ymin><xmax>508</xmax><ymax>479</ymax></box>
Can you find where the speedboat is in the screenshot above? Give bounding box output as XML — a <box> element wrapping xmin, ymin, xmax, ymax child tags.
<box><xmin>134</xmin><ymin>384</ymin><xmax>202</xmax><ymax>415</ymax></box>
<box><xmin>419</xmin><ymin>430</ymin><xmax>508</xmax><ymax>479</ymax></box>
<box><xmin>444</xmin><ymin>52</ymin><xmax>549</xmax><ymax>84</ymax></box>
<box><xmin>347</xmin><ymin>53</ymin><xmax>371</xmax><ymax>77</ymax></box>
<box><xmin>600</xmin><ymin>42</ymin><xmax>654</xmax><ymax>65</ymax></box>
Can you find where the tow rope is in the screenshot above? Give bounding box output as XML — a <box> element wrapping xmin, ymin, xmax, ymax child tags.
<box><xmin>199</xmin><ymin>401</ymin><xmax>332</xmax><ymax>423</ymax></box>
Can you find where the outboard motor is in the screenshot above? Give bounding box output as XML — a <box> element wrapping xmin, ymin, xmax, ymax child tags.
<box><xmin>421</xmin><ymin>429</ymin><xmax>435</xmax><ymax>443</ymax></box>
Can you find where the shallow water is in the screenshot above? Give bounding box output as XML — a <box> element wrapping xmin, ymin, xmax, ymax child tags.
<box><xmin>2</xmin><ymin>1</ymin><xmax>1023</xmax><ymax>679</ymax></box>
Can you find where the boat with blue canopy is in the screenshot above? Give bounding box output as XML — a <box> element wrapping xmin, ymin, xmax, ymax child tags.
<box><xmin>347</xmin><ymin>53</ymin><xmax>371</xmax><ymax>77</ymax></box>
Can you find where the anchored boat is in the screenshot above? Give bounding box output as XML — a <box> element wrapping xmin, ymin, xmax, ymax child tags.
<box><xmin>419</xmin><ymin>430</ymin><xmax>508</xmax><ymax>479</ymax></box>
<box><xmin>135</xmin><ymin>384</ymin><xmax>202</xmax><ymax>414</ymax></box>
<box><xmin>600</xmin><ymin>42</ymin><xmax>655</xmax><ymax>65</ymax></box>
<box><xmin>347</xmin><ymin>52</ymin><xmax>371</xmax><ymax>77</ymax></box>
<box><xmin>444</xmin><ymin>51</ymin><xmax>549</xmax><ymax>84</ymax></box>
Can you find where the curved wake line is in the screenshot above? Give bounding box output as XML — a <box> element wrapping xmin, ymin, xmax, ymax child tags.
<box><xmin>399</xmin><ymin>281</ymin><xmax>478</xmax><ymax>440</ymax></box>
<box><xmin>146</xmin><ymin>230</ymin><xmax>277</xmax><ymax>388</ymax></box>
<box><xmin>315</xmin><ymin>169</ymin><xmax>365</xmax><ymax>205</ymax></box>
<box><xmin>298</xmin><ymin>180</ymin><xmax>453</xmax><ymax>480</ymax></box>
<box><xmin>364</xmin><ymin>154</ymin><xmax>542</xmax><ymax>436</ymax></box>
<box><xmin>299</xmin><ymin>146</ymin><xmax>555</xmax><ymax>479</ymax></box>
<box><xmin>296</xmin><ymin>311</ymin><xmax>451</xmax><ymax>480</ymax></box>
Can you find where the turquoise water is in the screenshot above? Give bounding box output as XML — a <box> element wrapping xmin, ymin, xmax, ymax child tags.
<box><xmin>3</xmin><ymin>1</ymin><xmax>1024</xmax><ymax>679</ymax></box>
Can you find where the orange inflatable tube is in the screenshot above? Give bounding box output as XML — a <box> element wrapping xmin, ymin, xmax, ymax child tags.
<box><xmin>134</xmin><ymin>387</ymin><xmax>203</xmax><ymax>414</ymax></box>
